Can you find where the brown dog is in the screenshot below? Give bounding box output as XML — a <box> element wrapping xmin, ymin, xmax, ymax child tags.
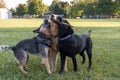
<box><xmin>33</xmin><ymin>17</ymin><xmax>68</xmax><ymax>72</ymax></box>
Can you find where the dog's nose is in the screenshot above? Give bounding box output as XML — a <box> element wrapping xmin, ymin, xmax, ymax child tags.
<box><xmin>51</xmin><ymin>14</ymin><xmax>54</xmax><ymax>20</ymax></box>
<box><xmin>51</xmin><ymin>14</ymin><xmax>54</xmax><ymax>18</ymax></box>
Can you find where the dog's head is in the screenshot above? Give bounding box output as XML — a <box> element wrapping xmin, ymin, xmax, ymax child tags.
<box><xmin>49</xmin><ymin>14</ymin><xmax>59</xmax><ymax>37</ymax></box>
<box><xmin>50</xmin><ymin>14</ymin><xmax>74</xmax><ymax>38</ymax></box>
<box><xmin>33</xmin><ymin>19</ymin><xmax>51</xmax><ymax>37</ymax></box>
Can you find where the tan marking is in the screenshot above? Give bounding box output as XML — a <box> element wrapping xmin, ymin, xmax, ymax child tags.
<box><xmin>19</xmin><ymin>65</ymin><xmax>27</xmax><ymax>74</ymax></box>
<box><xmin>42</xmin><ymin>58</ymin><xmax>51</xmax><ymax>74</ymax></box>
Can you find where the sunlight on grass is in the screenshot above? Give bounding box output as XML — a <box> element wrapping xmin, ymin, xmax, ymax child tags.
<box><xmin>0</xmin><ymin>19</ymin><xmax>120</xmax><ymax>28</ymax></box>
<box><xmin>0</xmin><ymin>19</ymin><xmax>43</xmax><ymax>28</ymax></box>
<box><xmin>0</xmin><ymin>19</ymin><xmax>120</xmax><ymax>80</ymax></box>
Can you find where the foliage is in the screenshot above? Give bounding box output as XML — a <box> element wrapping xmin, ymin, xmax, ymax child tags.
<box><xmin>16</xmin><ymin>4</ymin><xmax>28</xmax><ymax>17</ymax></box>
<box><xmin>8</xmin><ymin>0</ymin><xmax>120</xmax><ymax>18</ymax></box>
<box><xmin>70</xmin><ymin>2</ymin><xmax>85</xmax><ymax>18</ymax></box>
<box><xmin>27</xmin><ymin>0</ymin><xmax>48</xmax><ymax>15</ymax></box>
<box><xmin>10</xmin><ymin>8</ymin><xmax>16</xmax><ymax>16</ymax></box>
<box><xmin>96</xmin><ymin>0</ymin><xmax>120</xmax><ymax>16</ymax></box>
<box><xmin>83</xmin><ymin>2</ymin><xmax>97</xmax><ymax>16</ymax></box>
<box><xmin>49</xmin><ymin>0</ymin><xmax>70</xmax><ymax>17</ymax></box>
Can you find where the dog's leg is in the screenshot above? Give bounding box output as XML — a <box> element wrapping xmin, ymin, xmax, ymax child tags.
<box><xmin>64</xmin><ymin>57</ymin><xmax>68</xmax><ymax>71</ymax></box>
<box><xmin>14</xmin><ymin>50</ymin><xmax>28</xmax><ymax>74</ymax></box>
<box><xmin>24</xmin><ymin>53</ymin><xmax>29</xmax><ymax>69</ymax></box>
<box><xmin>59</xmin><ymin>53</ymin><xmax>66</xmax><ymax>73</ymax></box>
<box><xmin>72</xmin><ymin>57</ymin><xmax>78</xmax><ymax>72</ymax></box>
<box><xmin>15</xmin><ymin>57</ymin><xmax>28</xmax><ymax>74</ymax></box>
<box><xmin>79</xmin><ymin>51</ymin><xmax>85</xmax><ymax>64</ymax></box>
<box><xmin>19</xmin><ymin>65</ymin><xmax>27</xmax><ymax>74</ymax></box>
<box><xmin>86</xmin><ymin>49</ymin><xmax>92</xmax><ymax>70</ymax></box>
<box><xmin>51</xmin><ymin>50</ymin><xmax>58</xmax><ymax>72</ymax></box>
<box><xmin>41</xmin><ymin>47</ymin><xmax>51</xmax><ymax>74</ymax></box>
<box><xmin>42</xmin><ymin>58</ymin><xmax>51</xmax><ymax>74</ymax></box>
<box><xmin>48</xmin><ymin>49</ymin><xmax>54</xmax><ymax>70</ymax></box>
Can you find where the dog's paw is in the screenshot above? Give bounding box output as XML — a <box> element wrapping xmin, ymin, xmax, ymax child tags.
<box><xmin>48</xmin><ymin>71</ymin><xmax>52</xmax><ymax>74</ymax></box>
<box><xmin>59</xmin><ymin>70</ymin><xmax>64</xmax><ymax>74</ymax></box>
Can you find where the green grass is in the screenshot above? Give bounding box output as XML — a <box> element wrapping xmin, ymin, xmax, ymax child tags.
<box><xmin>0</xmin><ymin>19</ymin><xmax>120</xmax><ymax>80</ymax></box>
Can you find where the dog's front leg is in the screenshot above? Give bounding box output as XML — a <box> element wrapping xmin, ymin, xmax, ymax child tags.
<box><xmin>64</xmin><ymin>57</ymin><xmax>68</xmax><ymax>72</ymax></box>
<box><xmin>42</xmin><ymin>58</ymin><xmax>51</xmax><ymax>74</ymax></box>
<box><xmin>72</xmin><ymin>57</ymin><xmax>78</xmax><ymax>72</ymax></box>
<box><xmin>51</xmin><ymin>50</ymin><xmax>58</xmax><ymax>72</ymax></box>
<box><xmin>59</xmin><ymin>53</ymin><xmax>66</xmax><ymax>73</ymax></box>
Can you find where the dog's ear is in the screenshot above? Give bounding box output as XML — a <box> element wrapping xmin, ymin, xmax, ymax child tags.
<box><xmin>33</xmin><ymin>28</ymin><xmax>39</xmax><ymax>33</ymax></box>
<box><xmin>57</xmin><ymin>16</ymin><xmax>63</xmax><ymax>22</ymax></box>
<box><xmin>44</xmin><ymin>19</ymin><xmax>48</xmax><ymax>24</ymax></box>
<box><xmin>68</xmin><ymin>26</ymin><xmax>74</xmax><ymax>34</ymax></box>
<box><xmin>63</xmin><ymin>20</ymin><xmax>70</xmax><ymax>24</ymax></box>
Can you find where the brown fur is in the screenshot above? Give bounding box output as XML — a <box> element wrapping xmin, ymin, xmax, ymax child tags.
<box><xmin>33</xmin><ymin>18</ymin><xmax>68</xmax><ymax>72</ymax></box>
<box><xmin>49</xmin><ymin>19</ymin><xmax>68</xmax><ymax>72</ymax></box>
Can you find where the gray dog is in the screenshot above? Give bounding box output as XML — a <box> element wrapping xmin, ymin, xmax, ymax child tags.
<box><xmin>0</xmin><ymin>19</ymin><xmax>52</xmax><ymax>74</ymax></box>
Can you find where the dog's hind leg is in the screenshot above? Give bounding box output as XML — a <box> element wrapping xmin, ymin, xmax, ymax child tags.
<box><xmin>14</xmin><ymin>50</ymin><xmax>28</xmax><ymax>74</ymax></box>
<box><xmin>86</xmin><ymin>39</ymin><xmax>92</xmax><ymax>70</ymax></box>
<box><xmin>79</xmin><ymin>51</ymin><xmax>85</xmax><ymax>64</ymax></box>
<box><xmin>86</xmin><ymin>49</ymin><xmax>92</xmax><ymax>70</ymax></box>
<box><xmin>41</xmin><ymin>47</ymin><xmax>51</xmax><ymax>74</ymax></box>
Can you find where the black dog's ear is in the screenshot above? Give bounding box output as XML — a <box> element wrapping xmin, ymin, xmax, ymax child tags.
<box><xmin>63</xmin><ymin>20</ymin><xmax>70</xmax><ymax>24</ymax></box>
<box><xmin>57</xmin><ymin>16</ymin><xmax>62</xmax><ymax>22</ymax></box>
<box><xmin>33</xmin><ymin>28</ymin><xmax>39</xmax><ymax>33</ymax></box>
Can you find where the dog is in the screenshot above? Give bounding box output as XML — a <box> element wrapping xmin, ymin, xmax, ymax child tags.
<box><xmin>51</xmin><ymin>15</ymin><xmax>92</xmax><ymax>73</ymax></box>
<box><xmin>0</xmin><ymin>19</ymin><xmax>52</xmax><ymax>74</ymax></box>
<box><xmin>33</xmin><ymin>17</ymin><xmax>68</xmax><ymax>72</ymax></box>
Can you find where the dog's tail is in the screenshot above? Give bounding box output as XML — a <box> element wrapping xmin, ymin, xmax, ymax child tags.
<box><xmin>0</xmin><ymin>45</ymin><xmax>14</xmax><ymax>51</ymax></box>
<box><xmin>87</xmin><ymin>30</ymin><xmax>92</xmax><ymax>36</ymax></box>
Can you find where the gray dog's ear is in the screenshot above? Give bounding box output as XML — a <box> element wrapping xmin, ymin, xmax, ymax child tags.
<box><xmin>44</xmin><ymin>19</ymin><xmax>48</xmax><ymax>24</ymax></box>
<box><xmin>33</xmin><ymin>28</ymin><xmax>39</xmax><ymax>33</ymax></box>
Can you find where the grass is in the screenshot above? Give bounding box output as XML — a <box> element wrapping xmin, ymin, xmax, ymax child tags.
<box><xmin>0</xmin><ymin>19</ymin><xmax>120</xmax><ymax>80</ymax></box>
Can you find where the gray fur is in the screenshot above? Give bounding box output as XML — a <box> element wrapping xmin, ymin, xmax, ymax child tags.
<box><xmin>0</xmin><ymin>35</ymin><xmax>51</xmax><ymax>74</ymax></box>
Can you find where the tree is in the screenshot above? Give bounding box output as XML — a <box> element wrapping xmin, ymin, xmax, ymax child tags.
<box><xmin>49</xmin><ymin>0</ymin><xmax>63</xmax><ymax>14</ymax></box>
<box><xmin>27</xmin><ymin>0</ymin><xmax>39</xmax><ymax>15</ymax></box>
<box><xmin>70</xmin><ymin>2</ymin><xmax>85</xmax><ymax>18</ymax></box>
<box><xmin>27</xmin><ymin>0</ymin><xmax>48</xmax><ymax>16</ymax></box>
<box><xmin>49</xmin><ymin>0</ymin><xmax>70</xmax><ymax>17</ymax></box>
<box><xmin>59</xmin><ymin>1</ymin><xmax>70</xmax><ymax>17</ymax></box>
<box><xmin>83</xmin><ymin>2</ymin><xmax>97</xmax><ymax>17</ymax></box>
<box><xmin>16</xmin><ymin>4</ymin><xmax>28</xmax><ymax>17</ymax></box>
<box><xmin>10</xmin><ymin>8</ymin><xmax>16</xmax><ymax>16</ymax></box>
<box><xmin>96</xmin><ymin>0</ymin><xmax>120</xmax><ymax>17</ymax></box>
<box><xmin>112</xmin><ymin>0</ymin><xmax>120</xmax><ymax>16</ymax></box>
<box><xmin>0</xmin><ymin>0</ymin><xmax>6</xmax><ymax>8</ymax></box>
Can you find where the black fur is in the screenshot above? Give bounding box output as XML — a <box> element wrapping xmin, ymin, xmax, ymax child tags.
<box><xmin>51</xmin><ymin>16</ymin><xmax>92</xmax><ymax>73</ymax></box>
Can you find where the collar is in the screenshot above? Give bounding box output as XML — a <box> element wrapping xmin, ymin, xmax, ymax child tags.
<box><xmin>59</xmin><ymin>35</ymin><xmax>72</xmax><ymax>41</ymax></box>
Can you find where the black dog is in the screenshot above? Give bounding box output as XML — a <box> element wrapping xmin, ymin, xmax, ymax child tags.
<box><xmin>51</xmin><ymin>15</ymin><xmax>92</xmax><ymax>73</ymax></box>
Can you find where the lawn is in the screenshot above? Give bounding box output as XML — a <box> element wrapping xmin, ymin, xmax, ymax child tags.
<box><xmin>0</xmin><ymin>19</ymin><xmax>120</xmax><ymax>80</ymax></box>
